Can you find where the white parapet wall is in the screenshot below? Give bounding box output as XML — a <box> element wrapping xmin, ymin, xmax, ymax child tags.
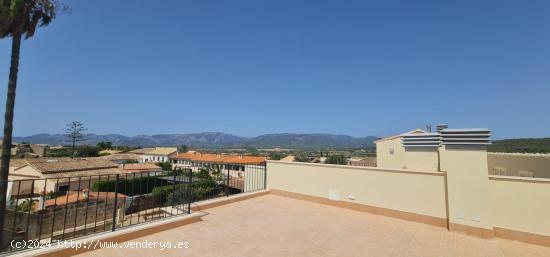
<box><xmin>267</xmin><ymin>159</ymin><xmax>550</xmax><ymax>245</ymax></box>
<box><xmin>266</xmin><ymin>161</ymin><xmax>448</xmax><ymax>220</ymax></box>
<box><xmin>489</xmin><ymin>175</ymin><xmax>550</xmax><ymax>237</ymax></box>
<box><xmin>439</xmin><ymin>145</ymin><xmax>493</xmax><ymax>231</ymax></box>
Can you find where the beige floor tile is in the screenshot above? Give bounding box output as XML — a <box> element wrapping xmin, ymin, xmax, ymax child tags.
<box><xmin>73</xmin><ymin>195</ymin><xmax>549</xmax><ymax>257</ymax></box>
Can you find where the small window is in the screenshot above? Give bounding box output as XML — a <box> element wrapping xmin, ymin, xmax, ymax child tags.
<box><xmin>58</xmin><ymin>185</ymin><xmax>69</xmax><ymax>192</ymax></box>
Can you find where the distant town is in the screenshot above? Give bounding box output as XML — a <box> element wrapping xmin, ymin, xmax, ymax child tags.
<box><xmin>4</xmin><ymin>121</ymin><xmax>550</xmax><ymax>179</ymax></box>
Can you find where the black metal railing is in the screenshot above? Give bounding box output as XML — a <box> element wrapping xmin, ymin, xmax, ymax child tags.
<box><xmin>0</xmin><ymin>161</ymin><xmax>266</xmax><ymax>253</ymax></box>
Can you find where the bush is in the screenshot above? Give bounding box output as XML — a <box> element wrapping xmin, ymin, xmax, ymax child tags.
<box><xmin>166</xmin><ymin>189</ymin><xmax>188</xmax><ymax>206</ymax></box>
<box><xmin>196</xmin><ymin>167</ymin><xmax>211</xmax><ymax>179</ymax></box>
<box><xmin>17</xmin><ymin>199</ymin><xmax>37</xmax><ymax>212</ymax></box>
<box><xmin>325</xmin><ymin>154</ymin><xmax>347</xmax><ymax>165</ymax></box>
<box><xmin>156</xmin><ymin>162</ymin><xmax>172</xmax><ymax>171</ymax></box>
<box><xmin>294</xmin><ymin>153</ymin><xmax>310</xmax><ymax>162</ymax></box>
<box><xmin>93</xmin><ymin>176</ymin><xmax>167</xmax><ymax>196</ymax></box>
<box><xmin>151</xmin><ymin>178</ymin><xmax>218</xmax><ymax>205</ymax></box>
<box><xmin>152</xmin><ymin>184</ymin><xmax>187</xmax><ymax>205</ymax></box>
<box><xmin>269</xmin><ymin>152</ymin><xmax>285</xmax><ymax>160</ymax></box>
<box><xmin>45</xmin><ymin>145</ymin><xmax>100</xmax><ymax>157</ymax></box>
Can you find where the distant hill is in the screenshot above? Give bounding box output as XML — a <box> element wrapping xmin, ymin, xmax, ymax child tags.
<box><xmin>246</xmin><ymin>133</ymin><xmax>378</xmax><ymax>149</ymax></box>
<box><xmin>12</xmin><ymin>132</ymin><xmax>378</xmax><ymax>149</ymax></box>
<box><xmin>489</xmin><ymin>138</ymin><xmax>550</xmax><ymax>153</ymax></box>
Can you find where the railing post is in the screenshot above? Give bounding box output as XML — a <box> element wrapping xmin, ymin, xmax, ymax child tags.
<box><xmin>111</xmin><ymin>174</ymin><xmax>120</xmax><ymax>232</ymax></box>
<box><xmin>226</xmin><ymin>167</ymin><xmax>230</xmax><ymax>196</ymax></box>
<box><xmin>263</xmin><ymin>162</ymin><xmax>267</xmax><ymax>190</ymax></box>
<box><xmin>187</xmin><ymin>169</ymin><xmax>192</xmax><ymax>214</ymax></box>
<box><xmin>173</xmin><ymin>169</ymin><xmax>177</xmax><ymax>213</ymax></box>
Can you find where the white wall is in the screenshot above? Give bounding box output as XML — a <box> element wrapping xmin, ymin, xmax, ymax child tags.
<box><xmin>440</xmin><ymin>145</ymin><xmax>493</xmax><ymax>229</ymax></box>
<box><xmin>376</xmin><ymin>137</ymin><xmax>439</xmax><ymax>172</ymax></box>
<box><xmin>143</xmin><ymin>154</ymin><xmax>169</xmax><ymax>163</ymax></box>
<box><xmin>489</xmin><ymin>176</ymin><xmax>550</xmax><ymax>236</ymax></box>
<box><xmin>267</xmin><ymin>161</ymin><xmax>448</xmax><ymax>218</ymax></box>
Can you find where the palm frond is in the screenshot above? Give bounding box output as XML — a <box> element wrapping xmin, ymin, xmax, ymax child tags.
<box><xmin>0</xmin><ymin>0</ymin><xmax>67</xmax><ymax>39</ymax></box>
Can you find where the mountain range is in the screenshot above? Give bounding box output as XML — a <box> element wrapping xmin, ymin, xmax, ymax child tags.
<box><xmin>12</xmin><ymin>133</ymin><xmax>379</xmax><ymax>149</ymax></box>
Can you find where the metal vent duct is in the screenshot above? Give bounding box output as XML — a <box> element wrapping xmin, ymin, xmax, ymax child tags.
<box><xmin>401</xmin><ymin>132</ymin><xmax>441</xmax><ymax>147</ymax></box>
<box><xmin>440</xmin><ymin>128</ymin><xmax>491</xmax><ymax>145</ymax></box>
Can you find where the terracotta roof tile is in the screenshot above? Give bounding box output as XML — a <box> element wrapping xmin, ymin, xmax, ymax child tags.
<box><xmin>145</xmin><ymin>147</ymin><xmax>177</xmax><ymax>156</ymax></box>
<box><xmin>26</xmin><ymin>159</ymin><xmax>119</xmax><ymax>174</ymax></box>
<box><xmin>101</xmin><ymin>153</ymin><xmax>141</xmax><ymax>161</ymax></box>
<box><xmin>45</xmin><ymin>191</ymin><xmax>127</xmax><ymax>207</ymax></box>
<box><xmin>171</xmin><ymin>152</ymin><xmax>265</xmax><ymax>164</ymax></box>
<box><xmin>122</xmin><ymin>163</ymin><xmax>162</xmax><ymax>172</ymax></box>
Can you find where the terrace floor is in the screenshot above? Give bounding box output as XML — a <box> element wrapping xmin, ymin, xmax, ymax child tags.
<box><xmin>76</xmin><ymin>194</ymin><xmax>550</xmax><ymax>257</ymax></box>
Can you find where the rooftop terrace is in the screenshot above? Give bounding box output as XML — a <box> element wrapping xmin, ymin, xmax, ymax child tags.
<box><xmin>73</xmin><ymin>193</ymin><xmax>550</xmax><ymax>257</ymax></box>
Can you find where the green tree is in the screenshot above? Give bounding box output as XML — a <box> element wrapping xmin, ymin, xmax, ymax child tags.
<box><xmin>16</xmin><ymin>199</ymin><xmax>37</xmax><ymax>212</ymax></box>
<box><xmin>65</xmin><ymin>121</ymin><xmax>87</xmax><ymax>159</ymax></box>
<box><xmin>156</xmin><ymin>161</ymin><xmax>172</xmax><ymax>171</ymax></box>
<box><xmin>97</xmin><ymin>141</ymin><xmax>113</xmax><ymax>150</ymax></box>
<box><xmin>45</xmin><ymin>145</ymin><xmax>99</xmax><ymax>157</ymax></box>
<box><xmin>294</xmin><ymin>153</ymin><xmax>310</xmax><ymax>162</ymax></box>
<box><xmin>196</xmin><ymin>167</ymin><xmax>211</xmax><ymax>179</ymax></box>
<box><xmin>0</xmin><ymin>0</ymin><xmax>66</xmax><ymax>238</ymax></box>
<box><xmin>75</xmin><ymin>145</ymin><xmax>99</xmax><ymax>157</ymax></box>
<box><xmin>269</xmin><ymin>152</ymin><xmax>285</xmax><ymax>160</ymax></box>
<box><xmin>177</xmin><ymin>145</ymin><xmax>188</xmax><ymax>153</ymax></box>
<box><xmin>325</xmin><ymin>154</ymin><xmax>347</xmax><ymax>165</ymax></box>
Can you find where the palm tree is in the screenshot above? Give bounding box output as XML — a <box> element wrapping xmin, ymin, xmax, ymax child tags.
<box><xmin>0</xmin><ymin>0</ymin><xmax>65</xmax><ymax>241</ymax></box>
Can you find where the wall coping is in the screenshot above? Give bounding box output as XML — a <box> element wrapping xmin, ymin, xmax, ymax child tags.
<box><xmin>267</xmin><ymin>160</ymin><xmax>445</xmax><ymax>176</ymax></box>
<box><xmin>488</xmin><ymin>152</ymin><xmax>550</xmax><ymax>158</ymax></box>
<box><xmin>488</xmin><ymin>175</ymin><xmax>550</xmax><ymax>184</ymax></box>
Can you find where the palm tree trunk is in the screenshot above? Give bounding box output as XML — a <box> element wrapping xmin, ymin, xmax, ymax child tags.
<box><xmin>71</xmin><ymin>138</ymin><xmax>75</xmax><ymax>159</ymax></box>
<box><xmin>0</xmin><ymin>33</ymin><xmax>22</xmax><ymax>243</ymax></box>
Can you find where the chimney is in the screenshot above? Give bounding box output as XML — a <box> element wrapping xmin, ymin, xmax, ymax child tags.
<box><xmin>239</xmin><ymin>154</ymin><xmax>243</xmax><ymax>159</ymax></box>
<box><xmin>436</xmin><ymin>124</ymin><xmax>449</xmax><ymax>133</ymax></box>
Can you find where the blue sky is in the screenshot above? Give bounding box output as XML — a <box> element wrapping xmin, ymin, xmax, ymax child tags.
<box><xmin>0</xmin><ymin>0</ymin><xmax>549</xmax><ymax>139</ymax></box>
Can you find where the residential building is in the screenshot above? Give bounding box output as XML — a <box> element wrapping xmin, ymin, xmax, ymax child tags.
<box><xmin>120</xmin><ymin>163</ymin><xmax>162</xmax><ymax>175</ymax></box>
<box><xmin>8</xmin><ymin>158</ymin><xmax>123</xmax><ymax>196</ymax></box>
<box><xmin>279</xmin><ymin>155</ymin><xmax>295</xmax><ymax>162</ymax></box>
<box><xmin>488</xmin><ymin>152</ymin><xmax>550</xmax><ymax>178</ymax></box>
<box><xmin>0</xmin><ymin>141</ymin><xmax>46</xmax><ymax>158</ymax></box>
<box><xmin>127</xmin><ymin>147</ymin><xmax>155</xmax><ymax>155</ymax></box>
<box><xmin>375</xmin><ymin>128</ymin><xmax>440</xmax><ymax>171</ymax></box>
<box><xmin>348</xmin><ymin>157</ymin><xmax>376</xmax><ymax>167</ymax></box>
<box><xmin>100</xmin><ymin>153</ymin><xmax>142</xmax><ymax>164</ymax></box>
<box><xmin>170</xmin><ymin>152</ymin><xmax>265</xmax><ymax>172</ymax></box>
<box><xmin>127</xmin><ymin>147</ymin><xmax>154</xmax><ymax>161</ymax></box>
<box><xmin>99</xmin><ymin>149</ymin><xmax>122</xmax><ymax>155</ymax></box>
<box><xmin>170</xmin><ymin>152</ymin><xmax>266</xmax><ymax>191</ymax></box>
<box><xmin>141</xmin><ymin>147</ymin><xmax>177</xmax><ymax>163</ymax></box>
